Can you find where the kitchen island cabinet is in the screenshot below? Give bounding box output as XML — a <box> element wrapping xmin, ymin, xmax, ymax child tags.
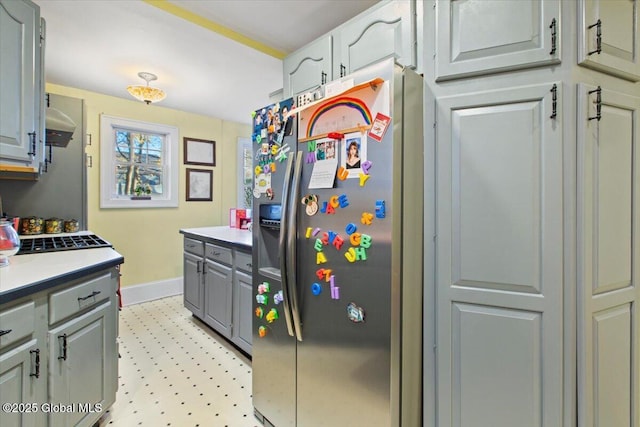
<box><xmin>0</xmin><ymin>246</ymin><xmax>123</xmax><ymax>427</ymax></box>
<box><xmin>179</xmin><ymin>227</ymin><xmax>253</xmax><ymax>355</ymax></box>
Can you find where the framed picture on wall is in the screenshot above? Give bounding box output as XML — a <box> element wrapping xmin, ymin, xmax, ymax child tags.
<box><xmin>184</xmin><ymin>137</ymin><xmax>216</xmax><ymax>166</ymax></box>
<box><xmin>186</xmin><ymin>168</ymin><xmax>213</xmax><ymax>201</ymax></box>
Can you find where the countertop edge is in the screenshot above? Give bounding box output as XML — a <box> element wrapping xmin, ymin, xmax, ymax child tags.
<box><xmin>179</xmin><ymin>227</ymin><xmax>252</xmax><ymax>251</ymax></box>
<box><xmin>0</xmin><ymin>256</ymin><xmax>124</xmax><ymax>305</ymax></box>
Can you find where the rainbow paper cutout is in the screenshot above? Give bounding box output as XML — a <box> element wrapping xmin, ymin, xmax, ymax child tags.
<box><xmin>306</xmin><ymin>96</ymin><xmax>373</xmax><ymax>139</ymax></box>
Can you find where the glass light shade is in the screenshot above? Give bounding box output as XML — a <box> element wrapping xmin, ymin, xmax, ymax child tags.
<box><xmin>127</xmin><ymin>85</ymin><xmax>166</xmax><ymax>104</ymax></box>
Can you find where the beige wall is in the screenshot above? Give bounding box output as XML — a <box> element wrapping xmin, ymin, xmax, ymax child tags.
<box><xmin>46</xmin><ymin>83</ymin><xmax>251</xmax><ymax>288</ymax></box>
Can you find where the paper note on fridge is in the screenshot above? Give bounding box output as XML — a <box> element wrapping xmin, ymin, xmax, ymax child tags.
<box><xmin>308</xmin><ymin>158</ymin><xmax>339</xmax><ymax>189</ymax></box>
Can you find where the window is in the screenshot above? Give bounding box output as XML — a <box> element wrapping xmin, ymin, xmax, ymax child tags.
<box><xmin>100</xmin><ymin>115</ymin><xmax>179</xmax><ymax>208</ymax></box>
<box><xmin>237</xmin><ymin>137</ymin><xmax>253</xmax><ymax>209</ymax></box>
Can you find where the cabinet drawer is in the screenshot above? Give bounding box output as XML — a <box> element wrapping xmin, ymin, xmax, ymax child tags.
<box><xmin>184</xmin><ymin>238</ymin><xmax>204</xmax><ymax>256</ymax></box>
<box><xmin>234</xmin><ymin>250</ymin><xmax>253</xmax><ymax>273</ymax></box>
<box><xmin>205</xmin><ymin>243</ymin><xmax>232</xmax><ymax>265</ymax></box>
<box><xmin>0</xmin><ymin>301</ymin><xmax>35</xmax><ymax>350</ymax></box>
<box><xmin>49</xmin><ymin>273</ymin><xmax>112</xmax><ymax>325</ymax></box>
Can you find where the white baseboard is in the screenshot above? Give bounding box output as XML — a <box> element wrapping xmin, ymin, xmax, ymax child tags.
<box><xmin>120</xmin><ymin>277</ymin><xmax>183</xmax><ymax>306</ymax></box>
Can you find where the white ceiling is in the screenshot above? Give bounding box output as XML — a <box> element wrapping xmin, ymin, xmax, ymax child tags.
<box><xmin>34</xmin><ymin>0</ymin><xmax>379</xmax><ymax>124</ymax></box>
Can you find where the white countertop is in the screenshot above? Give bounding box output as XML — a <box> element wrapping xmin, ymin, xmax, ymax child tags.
<box><xmin>0</xmin><ymin>232</ymin><xmax>124</xmax><ymax>303</ymax></box>
<box><xmin>180</xmin><ymin>226</ymin><xmax>252</xmax><ymax>249</ymax></box>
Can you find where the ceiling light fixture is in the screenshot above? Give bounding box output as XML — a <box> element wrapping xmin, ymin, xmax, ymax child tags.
<box><xmin>127</xmin><ymin>72</ymin><xmax>166</xmax><ymax>105</ymax></box>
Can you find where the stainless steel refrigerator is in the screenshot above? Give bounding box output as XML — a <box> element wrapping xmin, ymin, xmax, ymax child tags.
<box><xmin>252</xmin><ymin>58</ymin><xmax>423</xmax><ymax>427</ymax></box>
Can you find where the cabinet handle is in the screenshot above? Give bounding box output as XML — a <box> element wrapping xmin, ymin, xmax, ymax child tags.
<box><xmin>550</xmin><ymin>84</ymin><xmax>558</xmax><ymax>119</ymax></box>
<box><xmin>321</xmin><ymin>71</ymin><xmax>327</xmax><ymax>85</ymax></box>
<box><xmin>196</xmin><ymin>260</ymin><xmax>201</xmax><ymax>273</ymax></box>
<box><xmin>78</xmin><ymin>290</ymin><xmax>101</xmax><ymax>302</ymax></box>
<box><xmin>549</xmin><ymin>18</ymin><xmax>557</xmax><ymax>55</ymax></box>
<box><xmin>58</xmin><ymin>334</ymin><xmax>68</xmax><ymax>361</ymax></box>
<box><xmin>43</xmin><ymin>144</ymin><xmax>53</xmax><ymax>173</ymax></box>
<box><xmin>30</xmin><ymin>349</ymin><xmax>40</xmax><ymax>378</ymax></box>
<box><xmin>340</xmin><ymin>64</ymin><xmax>346</xmax><ymax>77</ymax></box>
<box><xmin>246</xmin><ymin>263</ymin><xmax>252</xmax><ymax>269</ymax></box>
<box><xmin>27</xmin><ymin>131</ymin><xmax>37</xmax><ymax>156</ymax></box>
<box><xmin>0</xmin><ymin>329</ymin><xmax>12</xmax><ymax>337</ymax></box>
<box><xmin>588</xmin><ymin>86</ymin><xmax>602</xmax><ymax>121</ymax></box>
<box><xmin>588</xmin><ymin>19</ymin><xmax>602</xmax><ymax>55</ymax></box>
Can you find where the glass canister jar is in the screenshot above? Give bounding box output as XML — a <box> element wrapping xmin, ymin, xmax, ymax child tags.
<box><xmin>20</xmin><ymin>217</ymin><xmax>43</xmax><ymax>235</ymax></box>
<box><xmin>0</xmin><ymin>220</ymin><xmax>21</xmax><ymax>267</ymax></box>
<box><xmin>45</xmin><ymin>218</ymin><xmax>63</xmax><ymax>234</ymax></box>
<box><xmin>64</xmin><ymin>219</ymin><xmax>79</xmax><ymax>233</ymax></box>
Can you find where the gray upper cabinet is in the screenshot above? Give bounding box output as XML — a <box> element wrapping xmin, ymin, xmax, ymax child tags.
<box><xmin>435</xmin><ymin>0</ymin><xmax>560</xmax><ymax>81</ymax></box>
<box><xmin>334</xmin><ymin>0</ymin><xmax>415</xmax><ymax>77</ymax></box>
<box><xmin>578</xmin><ymin>0</ymin><xmax>640</xmax><ymax>81</ymax></box>
<box><xmin>283</xmin><ymin>35</ymin><xmax>332</xmax><ymax>98</ymax></box>
<box><xmin>0</xmin><ymin>0</ymin><xmax>44</xmax><ymax>170</ymax></box>
<box><xmin>283</xmin><ymin>0</ymin><xmax>417</xmax><ymax>97</ymax></box>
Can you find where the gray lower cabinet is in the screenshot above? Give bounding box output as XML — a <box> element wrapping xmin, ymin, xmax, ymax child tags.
<box><xmin>183</xmin><ymin>250</ymin><xmax>204</xmax><ymax>318</ymax></box>
<box><xmin>48</xmin><ymin>301</ymin><xmax>117</xmax><ymax>427</ymax></box>
<box><xmin>232</xmin><ymin>269</ymin><xmax>253</xmax><ymax>355</ymax></box>
<box><xmin>0</xmin><ymin>339</ymin><xmax>42</xmax><ymax>427</ymax></box>
<box><xmin>204</xmin><ymin>259</ymin><xmax>232</xmax><ymax>339</ymax></box>
<box><xmin>0</xmin><ymin>267</ymin><xmax>119</xmax><ymax>427</ymax></box>
<box><xmin>182</xmin><ymin>235</ymin><xmax>253</xmax><ymax>355</ymax></box>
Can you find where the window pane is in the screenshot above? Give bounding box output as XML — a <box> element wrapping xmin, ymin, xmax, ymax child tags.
<box><xmin>115</xmin><ymin>164</ymin><xmax>163</xmax><ymax>196</ymax></box>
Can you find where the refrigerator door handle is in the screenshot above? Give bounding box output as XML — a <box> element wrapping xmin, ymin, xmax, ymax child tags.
<box><xmin>279</xmin><ymin>155</ymin><xmax>296</xmax><ymax>337</ymax></box>
<box><xmin>287</xmin><ymin>151</ymin><xmax>304</xmax><ymax>341</ymax></box>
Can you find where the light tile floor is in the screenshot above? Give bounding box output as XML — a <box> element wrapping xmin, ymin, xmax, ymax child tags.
<box><xmin>98</xmin><ymin>296</ymin><xmax>258</xmax><ymax>427</ymax></box>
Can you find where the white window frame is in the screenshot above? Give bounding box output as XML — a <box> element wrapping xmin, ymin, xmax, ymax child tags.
<box><xmin>100</xmin><ymin>114</ymin><xmax>179</xmax><ymax>208</ymax></box>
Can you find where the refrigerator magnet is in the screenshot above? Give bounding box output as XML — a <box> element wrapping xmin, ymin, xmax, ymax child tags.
<box><xmin>255</xmin><ymin>307</ymin><xmax>264</xmax><ymax>318</ymax></box>
<box><xmin>274</xmin><ymin>291</ymin><xmax>284</xmax><ymax>305</ymax></box>
<box><xmin>258</xmin><ymin>326</ymin><xmax>267</xmax><ymax>338</ymax></box>
<box><xmin>301</xmin><ymin>194</ymin><xmax>319</xmax><ymax>216</ymax></box>
<box><xmin>347</xmin><ymin>302</ymin><xmax>365</xmax><ymax>323</ymax></box>
<box><xmin>368</xmin><ymin>112</ymin><xmax>391</xmax><ymax>142</ymax></box>
<box><xmin>311</xmin><ymin>283</ymin><xmax>322</xmax><ymax>296</ymax></box>
<box><xmin>266</xmin><ymin>308</ymin><xmax>279</xmax><ymax>323</ymax></box>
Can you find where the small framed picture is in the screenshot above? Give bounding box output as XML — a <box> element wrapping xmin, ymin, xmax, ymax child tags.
<box><xmin>186</xmin><ymin>168</ymin><xmax>213</xmax><ymax>201</ymax></box>
<box><xmin>184</xmin><ymin>137</ymin><xmax>216</xmax><ymax>166</ymax></box>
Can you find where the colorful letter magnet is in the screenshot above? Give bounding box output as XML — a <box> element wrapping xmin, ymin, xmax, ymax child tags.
<box><xmin>258</xmin><ymin>326</ymin><xmax>267</xmax><ymax>337</ymax></box>
<box><xmin>256</xmin><ymin>294</ymin><xmax>268</xmax><ymax>305</ymax></box>
<box><xmin>255</xmin><ymin>307</ymin><xmax>264</xmax><ymax>318</ymax></box>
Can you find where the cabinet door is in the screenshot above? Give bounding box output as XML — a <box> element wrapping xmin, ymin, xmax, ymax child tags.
<box><xmin>283</xmin><ymin>35</ymin><xmax>332</xmax><ymax>97</ymax></box>
<box><xmin>578</xmin><ymin>0</ymin><xmax>640</xmax><ymax>81</ymax></box>
<box><xmin>577</xmin><ymin>84</ymin><xmax>639</xmax><ymax>427</ymax></box>
<box><xmin>204</xmin><ymin>260</ymin><xmax>232</xmax><ymax>338</ymax></box>
<box><xmin>232</xmin><ymin>269</ymin><xmax>253</xmax><ymax>355</ymax></box>
<box><xmin>0</xmin><ymin>339</ymin><xmax>40</xmax><ymax>427</ymax></box>
<box><xmin>436</xmin><ymin>83</ymin><xmax>563</xmax><ymax>427</ymax></box>
<box><xmin>435</xmin><ymin>0</ymin><xmax>560</xmax><ymax>80</ymax></box>
<box><xmin>183</xmin><ymin>252</ymin><xmax>204</xmax><ymax>318</ymax></box>
<box><xmin>49</xmin><ymin>301</ymin><xmax>116</xmax><ymax>427</ymax></box>
<box><xmin>335</xmin><ymin>0</ymin><xmax>415</xmax><ymax>77</ymax></box>
<box><xmin>0</xmin><ymin>0</ymin><xmax>40</xmax><ymax>164</ymax></box>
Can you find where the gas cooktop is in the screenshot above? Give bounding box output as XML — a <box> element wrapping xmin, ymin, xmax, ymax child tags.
<box><xmin>17</xmin><ymin>234</ymin><xmax>112</xmax><ymax>255</ymax></box>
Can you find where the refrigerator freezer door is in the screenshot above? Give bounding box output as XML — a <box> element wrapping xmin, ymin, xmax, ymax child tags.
<box><xmin>294</xmin><ymin>59</ymin><xmax>399</xmax><ymax>426</ymax></box>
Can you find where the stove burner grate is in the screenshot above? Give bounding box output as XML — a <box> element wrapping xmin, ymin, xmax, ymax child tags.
<box><xmin>17</xmin><ymin>234</ymin><xmax>112</xmax><ymax>255</ymax></box>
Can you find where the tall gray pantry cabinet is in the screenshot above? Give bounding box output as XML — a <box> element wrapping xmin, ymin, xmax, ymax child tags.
<box><xmin>423</xmin><ymin>1</ymin><xmax>639</xmax><ymax>426</ymax></box>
